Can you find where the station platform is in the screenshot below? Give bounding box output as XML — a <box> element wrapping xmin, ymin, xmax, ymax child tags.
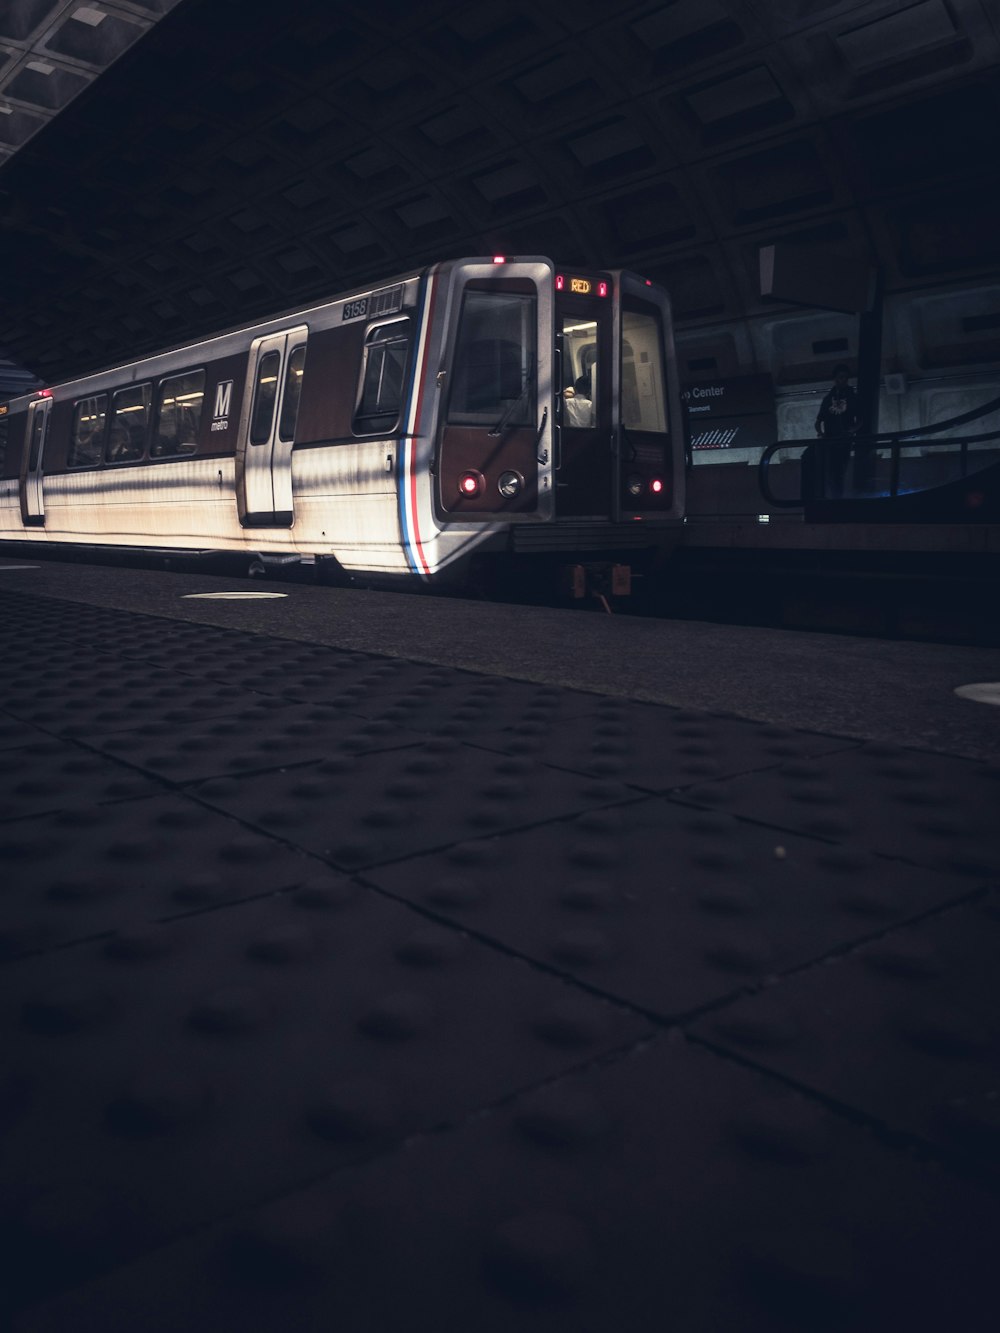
<box><xmin>2</xmin><ymin>554</ymin><xmax>1000</xmax><ymax>1332</ymax></box>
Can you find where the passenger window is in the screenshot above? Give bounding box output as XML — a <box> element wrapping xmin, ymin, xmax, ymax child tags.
<box><xmin>0</xmin><ymin>412</ymin><xmax>7</xmax><ymax>474</ymax></box>
<box><xmin>622</xmin><ymin>308</ymin><xmax>668</xmax><ymax>433</ymax></box>
<box><xmin>448</xmin><ymin>292</ymin><xmax>535</xmax><ymax>426</ymax></box>
<box><xmin>250</xmin><ymin>350</ymin><xmax>281</xmax><ymax>444</ymax></box>
<box><xmin>278</xmin><ymin>344</ymin><xmax>307</xmax><ymax>443</ymax></box>
<box><xmin>354</xmin><ymin>319</ymin><xmax>409</xmax><ymax>435</ymax></box>
<box><xmin>107</xmin><ymin>383</ymin><xmax>151</xmax><ymax>463</ymax></box>
<box><xmin>69</xmin><ymin>395</ymin><xmax>107</xmax><ymax>468</ymax></box>
<box><xmin>561</xmin><ymin>316</ymin><xmax>598</xmax><ymax>430</ymax></box>
<box><xmin>153</xmin><ymin>370</ymin><xmax>204</xmax><ymax>458</ymax></box>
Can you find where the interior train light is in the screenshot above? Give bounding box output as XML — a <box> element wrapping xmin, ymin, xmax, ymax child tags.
<box><xmin>597</xmin><ymin>281</ymin><xmax>609</xmax><ymax>298</ymax></box>
<box><xmin>650</xmin><ymin>478</ymin><xmax>664</xmax><ymax>494</ymax></box>
<box><xmin>492</xmin><ymin>255</ymin><xmax>506</xmax><ymax>264</ymax></box>
<box><xmin>459</xmin><ymin>471</ymin><xmax>483</xmax><ymax>497</ymax></box>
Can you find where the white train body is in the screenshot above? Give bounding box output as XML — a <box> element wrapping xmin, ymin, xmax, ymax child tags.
<box><xmin>0</xmin><ymin>257</ymin><xmax>685</xmax><ymax>580</ymax></box>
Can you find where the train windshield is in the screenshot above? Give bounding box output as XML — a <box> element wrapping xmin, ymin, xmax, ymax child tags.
<box><xmin>448</xmin><ymin>291</ymin><xmax>535</xmax><ymax>427</ymax></box>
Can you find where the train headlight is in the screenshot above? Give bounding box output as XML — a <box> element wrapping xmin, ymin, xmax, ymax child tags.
<box><xmin>627</xmin><ymin>475</ymin><xmax>643</xmax><ymax>497</ymax></box>
<box><xmin>458</xmin><ymin>471</ymin><xmax>483</xmax><ymax>497</ymax></box>
<box><xmin>498</xmin><ymin>471</ymin><xmax>523</xmax><ymax>498</ymax></box>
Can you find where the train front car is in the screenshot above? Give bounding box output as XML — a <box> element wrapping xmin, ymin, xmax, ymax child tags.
<box><xmin>412</xmin><ymin>257</ymin><xmax>685</xmax><ymax>589</ymax></box>
<box><xmin>0</xmin><ymin>255</ymin><xmax>684</xmax><ymax>591</ymax></box>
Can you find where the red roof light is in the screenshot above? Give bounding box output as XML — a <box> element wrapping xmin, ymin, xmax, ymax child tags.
<box><xmin>555</xmin><ymin>274</ymin><xmax>565</xmax><ymax>291</ymax></box>
<box><xmin>597</xmin><ymin>281</ymin><xmax>608</xmax><ymax>297</ymax></box>
<box><xmin>492</xmin><ymin>255</ymin><xmax>506</xmax><ymax>265</ymax></box>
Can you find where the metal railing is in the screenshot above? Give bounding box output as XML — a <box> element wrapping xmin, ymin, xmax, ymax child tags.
<box><xmin>758</xmin><ymin>392</ymin><xmax>1000</xmax><ymax>508</ymax></box>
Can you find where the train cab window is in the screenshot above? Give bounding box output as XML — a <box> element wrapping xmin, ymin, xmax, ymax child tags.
<box><xmin>354</xmin><ymin>319</ymin><xmax>409</xmax><ymax>435</ymax></box>
<box><xmin>448</xmin><ymin>292</ymin><xmax>535</xmax><ymax>426</ymax></box>
<box><xmin>107</xmin><ymin>383</ymin><xmax>151</xmax><ymax>463</ymax></box>
<box><xmin>153</xmin><ymin>371</ymin><xmax>204</xmax><ymax>457</ymax></box>
<box><xmin>250</xmin><ymin>351</ymin><xmax>281</xmax><ymax>444</ymax></box>
<box><xmin>561</xmin><ymin>317</ymin><xmax>598</xmax><ymax>429</ymax></box>
<box><xmin>68</xmin><ymin>395</ymin><xmax>107</xmax><ymax>468</ymax></box>
<box><xmin>622</xmin><ymin>308</ymin><xmax>668</xmax><ymax>433</ymax></box>
<box><xmin>278</xmin><ymin>343</ymin><xmax>307</xmax><ymax>443</ymax></box>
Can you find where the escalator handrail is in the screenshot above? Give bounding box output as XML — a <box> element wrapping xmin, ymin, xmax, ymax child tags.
<box><xmin>758</xmin><ymin>393</ymin><xmax>1000</xmax><ymax>508</ymax></box>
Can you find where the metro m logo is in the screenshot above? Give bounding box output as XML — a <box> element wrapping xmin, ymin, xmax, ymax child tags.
<box><xmin>213</xmin><ymin>380</ymin><xmax>233</xmax><ymax>420</ymax></box>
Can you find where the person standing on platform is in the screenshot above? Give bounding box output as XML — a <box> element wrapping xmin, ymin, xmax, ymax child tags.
<box><xmin>814</xmin><ymin>363</ymin><xmax>859</xmax><ymax>498</ymax></box>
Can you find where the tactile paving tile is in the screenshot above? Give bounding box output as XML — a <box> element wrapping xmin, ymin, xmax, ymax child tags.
<box><xmin>346</xmin><ymin>671</ymin><xmax>602</xmax><ymax>739</ymax></box>
<box><xmin>473</xmin><ymin>698</ymin><xmax>859</xmax><ymax>790</ymax></box>
<box><xmin>0</xmin><ymin>737</ymin><xmax>160</xmax><ymax>820</ymax></box>
<box><xmin>14</xmin><ymin>1037</ymin><xmax>1000</xmax><ymax>1333</ymax></box>
<box><xmin>0</xmin><ymin>794</ymin><xmax>313</xmax><ymax>960</ymax></box>
<box><xmin>3</xmin><ymin>666</ymin><xmax>263</xmax><ymax>738</ymax></box>
<box><xmin>195</xmin><ymin>655</ymin><xmax>461</xmax><ymax>709</ymax></box>
<box><xmin>0</xmin><ymin>602</ymin><xmax>139</xmax><ymax>652</ymax></box>
<box><xmin>181</xmin><ymin>658</ymin><xmax>601</xmax><ymax>742</ymax></box>
<box><xmin>0</xmin><ymin>590</ymin><xmax>262</xmax><ymax>664</ymax></box>
<box><xmin>0</xmin><ymin>885</ymin><xmax>646</xmax><ymax>1314</ymax></box>
<box><xmin>192</xmin><ymin>738</ymin><xmax>631</xmax><ymax>870</ymax></box>
<box><xmin>95</xmin><ymin>626</ymin><xmax>316</xmax><ymax>676</ymax></box>
<box><xmin>86</xmin><ymin>699</ymin><xmax>422</xmax><ymax>784</ymax></box>
<box><xmin>679</xmin><ymin>741</ymin><xmax>1000</xmax><ymax>877</ymax></box>
<box><xmin>692</xmin><ymin>892</ymin><xmax>1000</xmax><ymax>1173</ymax></box>
<box><xmin>369</xmin><ymin>796</ymin><xmax>971</xmax><ymax>1019</ymax></box>
<box><xmin>0</xmin><ymin>712</ymin><xmax>56</xmax><ymax>753</ymax></box>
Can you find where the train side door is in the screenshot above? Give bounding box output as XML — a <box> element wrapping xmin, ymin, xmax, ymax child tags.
<box><xmin>19</xmin><ymin>396</ymin><xmax>51</xmax><ymax>526</ymax></box>
<box><xmin>435</xmin><ymin>260</ymin><xmax>554</xmax><ymax>523</ymax></box>
<box><xmin>237</xmin><ymin>326</ymin><xmax>308</xmax><ymax>527</ymax></box>
<box><xmin>554</xmin><ymin>280</ymin><xmax>613</xmax><ymax>516</ymax></box>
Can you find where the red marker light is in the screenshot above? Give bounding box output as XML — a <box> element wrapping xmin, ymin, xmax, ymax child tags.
<box><xmin>651</xmin><ymin>478</ymin><xmax>663</xmax><ymax>494</ymax></box>
<box><xmin>645</xmin><ymin>279</ymin><xmax>652</xmax><ymax>286</ymax></box>
<box><xmin>459</xmin><ymin>472</ymin><xmax>482</xmax><ymax>497</ymax></box>
<box><xmin>555</xmin><ymin>274</ymin><xmax>565</xmax><ymax>291</ymax></box>
<box><xmin>597</xmin><ymin>281</ymin><xmax>608</xmax><ymax>297</ymax></box>
<box><xmin>492</xmin><ymin>255</ymin><xmax>506</xmax><ymax>265</ymax></box>
<box><xmin>37</xmin><ymin>388</ymin><xmax>53</xmax><ymax>398</ymax></box>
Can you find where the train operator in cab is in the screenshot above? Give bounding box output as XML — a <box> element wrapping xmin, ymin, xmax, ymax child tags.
<box><xmin>564</xmin><ymin>371</ymin><xmax>595</xmax><ymax>429</ymax></box>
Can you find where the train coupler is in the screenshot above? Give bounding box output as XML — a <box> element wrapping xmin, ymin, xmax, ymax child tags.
<box><xmin>561</xmin><ymin>562</ymin><xmax>632</xmax><ymax>611</ymax></box>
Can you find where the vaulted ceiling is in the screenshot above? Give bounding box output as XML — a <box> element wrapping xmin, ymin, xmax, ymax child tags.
<box><xmin>1</xmin><ymin>0</ymin><xmax>999</xmax><ymax>396</ymax></box>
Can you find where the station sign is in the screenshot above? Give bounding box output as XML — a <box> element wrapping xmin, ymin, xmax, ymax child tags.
<box><xmin>682</xmin><ymin>373</ymin><xmax>776</xmax><ymax>451</ymax></box>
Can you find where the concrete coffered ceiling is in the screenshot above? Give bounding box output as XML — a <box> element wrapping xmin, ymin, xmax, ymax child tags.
<box><xmin>1</xmin><ymin>0</ymin><xmax>999</xmax><ymax>395</ymax></box>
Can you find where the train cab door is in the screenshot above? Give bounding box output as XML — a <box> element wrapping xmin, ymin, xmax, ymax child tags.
<box><xmin>237</xmin><ymin>326</ymin><xmax>308</xmax><ymax>528</ymax></box>
<box><xmin>435</xmin><ymin>259</ymin><xmax>554</xmax><ymax>524</ymax></box>
<box><xmin>613</xmin><ymin>272</ymin><xmax>683</xmax><ymax>524</ymax></box>
<box><xmin>553</xmin><ymin>276</ymin><xmax>614</xmax><ymax>517</ymax></box>
<box><xmin>19</xmin><ymin>395</ymin><xmax>51</xmax><ymax>527</ymax></box>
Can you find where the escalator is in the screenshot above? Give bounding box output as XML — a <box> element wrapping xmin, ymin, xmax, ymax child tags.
<box><xmin>758</xmin><ymin>393</ymin><xmax>1000</xmax><ymax>523</ymax></box>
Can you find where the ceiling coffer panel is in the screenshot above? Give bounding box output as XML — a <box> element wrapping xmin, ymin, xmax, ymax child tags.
<box><xmin>0</xmin><ymin>0</ymin><xmax>997</xmax><ymax>390</ymax></box>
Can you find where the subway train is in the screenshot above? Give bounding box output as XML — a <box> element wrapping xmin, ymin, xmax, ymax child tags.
<box><xmin>0</xmin><ymin>256</ymin><xmax>685</xmax><ymax>586</ymax></box>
